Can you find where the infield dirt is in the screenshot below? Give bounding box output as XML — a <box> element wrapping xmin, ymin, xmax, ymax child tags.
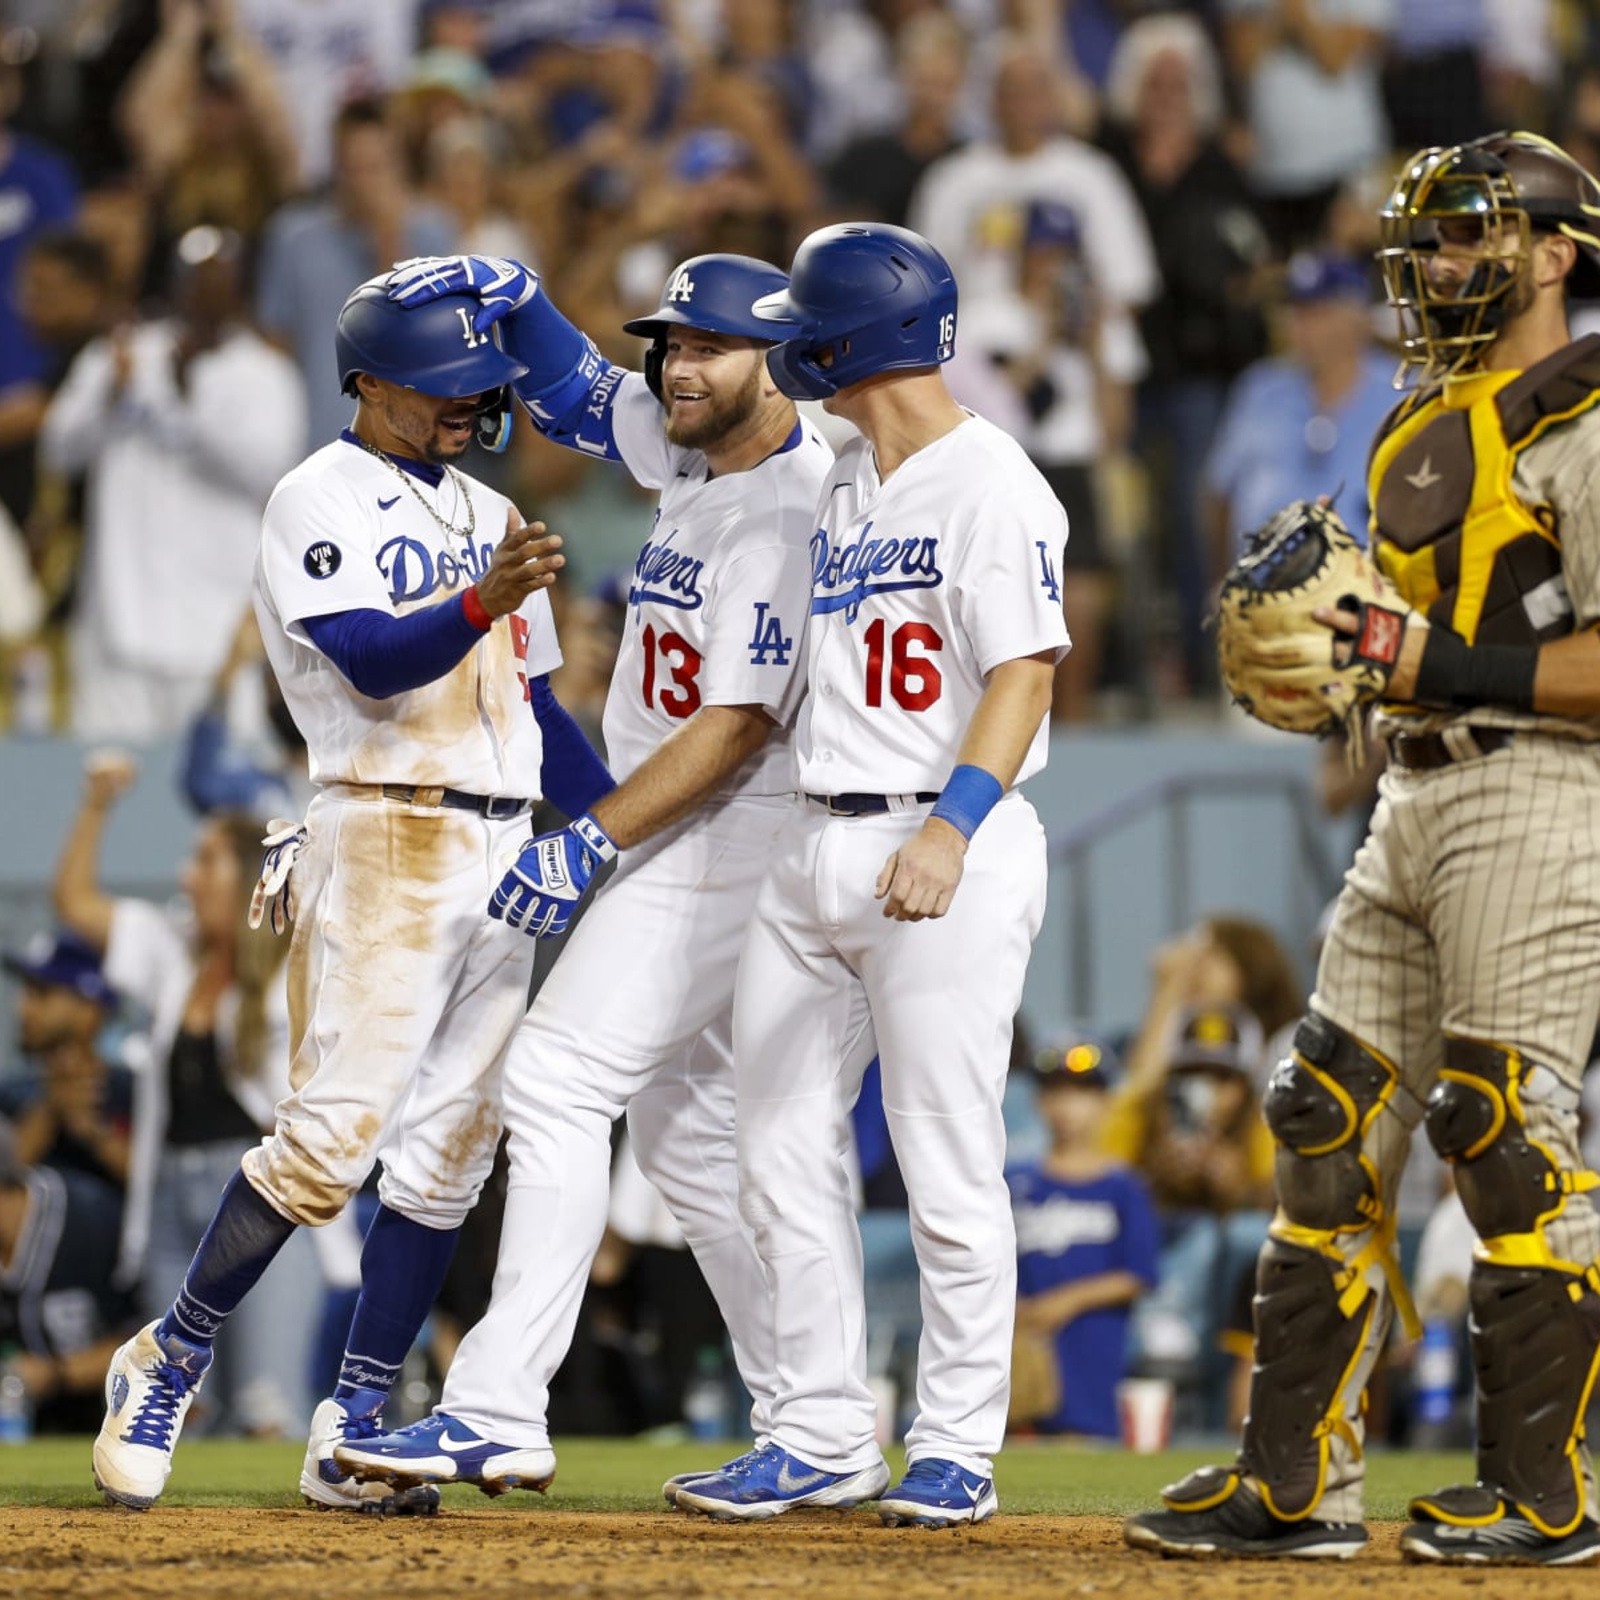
<box><xmin>7</xmin><ymin>1507</ymin><xmax>1597</xmax><ymax>1600</ymax></box>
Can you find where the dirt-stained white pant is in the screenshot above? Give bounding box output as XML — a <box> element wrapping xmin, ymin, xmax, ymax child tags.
<box><xmin>442</xmin><ymin>794</ymin><xmax>793</xmax><ymax>1450</ymax></box>
<box><xmin>733</xmin><ymin>794</ymin><xmax>1048</xmax><ymax>1478</ymax></box>
<box><xmin>242</xmin><ymin>789</ymin><xmax>534</xmax><ymax>1230</ymax></box>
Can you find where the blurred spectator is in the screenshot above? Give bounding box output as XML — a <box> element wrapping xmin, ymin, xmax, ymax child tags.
<box><xmin>1220</xmin><ymin>0</ymin><xmax>1391</xmax><ymax>253</ymax></box>
<box><xmin>1204</xmin><ymin>252</ymin><xmax>1399</xmax><ymax>566</ymax></box>
<box><xmin>41</xmin><ymin>225</ymin><xmax>305</xmax><ymax>740</ymax></box>
<box><xmin>117</xmin><ymin>0</ymin><xmax>300</xmax><ymax>267</ymax></box>
<box><xmin>50</xmin><ymin>750</ymin><xmax>319</xmax><ymax>1436</ymax></box>
<box><xmin>0</xmin><ymin>54</ymin><xmax>79</xmax><ymax>401</ymax></box>
<box><xmin>909</xmin><ymin>37</ymin><xmax>1158</xmax><ymax>319</ymax></box>
<box><xmin>0</xmin><ymin>1115</ymin><xmax>137</xmax><ymax>1434</ymax></box>
<box><xmin>0</xmin><ymin>226</ymin><xmax>115</xmax><ymax>532</ymax></box>
<box><xmin>1380</xmin><ymin>0</ymin><xmax>1490</xmax><ymax>151</ymax></box>
<box><xmin>1108</xmin><ymin>1002</ymin><xmax>1276</xmax><ymax>1411</ymax></box>
<box><xmin>255</xmin><ymin>98</ymin><xmax>454</xmax><ymax>452</ymax></box>
<box><xmin>1007</xmin><ymin>1036</ymin><xmax>1158</xmax><ymax>1440</ymax></box>
<box><xmin>1482</xmin><ymin>0</ymin><xmax>1558</xmax><ymax>133</ymax></box>
<box><xmin>822</xmin><ymin>12</ymin><xmax>967</xmax><ymax>227</ymax></box>
<box><xmin>422</xmin><ymin>116</ymin><xmax>538</xmax><ymax>263</ymax></box>
<box><xmin>233</xmin><ymin>0</ymin><xmax>422</xmax><ymax>188</ymax></box>
<box><xmin>394</xmin><ymin>46</ymin><xmax>494</xmax><ymax>183</ymax></box>
<box><xmin>0</xmin><ymin>929</ymin><xmax>132</xmax><ymax>1191</ymax></box>
<box><xmin>180</xmin><ymin>607</ymin><xmax>311</xmax><ymax>822</ymax></box>
<box><xmin>1100</xmin><ymin>13</ymin><xmax>1271</xmax><ymax>700</ymax></box>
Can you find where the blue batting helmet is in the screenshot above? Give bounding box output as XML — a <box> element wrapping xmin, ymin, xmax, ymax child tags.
<box><xmin>335</xmin><ymin>275</ymin><xmax>528</xmax><ymax>451</ymax></box>
<box><xmin>622</xmin><ymin>253</ymin><xmax>796</xmax><ymax>400</ymax></box>
<box><xmin>752</xmin><ymin>223</ymin><xmax>957</xmax><ymax>400</ymax></box>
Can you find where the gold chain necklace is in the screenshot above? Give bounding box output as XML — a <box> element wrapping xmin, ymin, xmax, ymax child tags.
<box><xmin>353</xmin><ymin>433</ymin><xmax>476</xmax><ymax>540</ymax></box>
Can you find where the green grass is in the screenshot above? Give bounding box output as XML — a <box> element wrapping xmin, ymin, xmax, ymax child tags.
<box><xmin>0</xmin><ymin>1436</ymin><xmax>1475</xmax><ymax>1518</ymax></box>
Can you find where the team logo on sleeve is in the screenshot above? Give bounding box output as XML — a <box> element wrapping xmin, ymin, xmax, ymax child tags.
<box><xmin>748</xmin><ymin>602</ymin><xmax>793</xmax><ymax>665</ymax></box>
<box><xmin>1036</xmin><ymin>541</ymin><xmax>1061</xmax><ymax>603</ymax></box>
<box><xmin>304</xmin><ymin>541</ymin><xmax>342</xmax><ymax>578</ymax></box>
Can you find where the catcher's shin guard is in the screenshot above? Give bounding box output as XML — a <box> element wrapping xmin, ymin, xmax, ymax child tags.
<box><xmin>1236</xmin><ymin>1236</ymin><xmax>1376</xmax><ymax>1519</ymax></box>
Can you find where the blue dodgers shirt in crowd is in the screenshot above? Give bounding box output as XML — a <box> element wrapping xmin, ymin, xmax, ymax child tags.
<box><xmin>1008</xmin><ymin>1163</ymin><xmax>1160</xmax><ymax>1438</ymax></box>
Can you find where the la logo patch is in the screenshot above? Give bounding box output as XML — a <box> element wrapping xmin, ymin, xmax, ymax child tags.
<box><xmin>305</xmin><ymin>541</ymin><xmax>342</xmax><ymax>579</ymax></box>
<box><xmin>665</xmin><ymin>266</ymin><xmax>695</xmax><ymax>303</ymax></box>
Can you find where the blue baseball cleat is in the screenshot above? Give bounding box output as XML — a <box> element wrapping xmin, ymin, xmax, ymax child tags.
<box><xmin>877</xmin><ymin>1458</ymin><xmax>999</xmax><ymax>1527</ymax></box>
<box><xmin>662</xmin><ymin>1444</ymin><xmax>768</xmax><ymax>1506</ymax></box>
<box><xmin>333</xmin><ymin>1411</ymin><xmax>555</xmax><ymax>1497</ymax></box>
<box><xmin>673</xmin><ymin>1443</ymin><xmax>889</xmax><ymax>1521</ymax></box>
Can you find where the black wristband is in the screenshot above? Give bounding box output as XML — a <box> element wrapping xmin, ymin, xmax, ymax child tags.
<box><xmin>1411</xmin><ymin>627</ymin><xmax>1539</xmax><ymax>712</ymax></box>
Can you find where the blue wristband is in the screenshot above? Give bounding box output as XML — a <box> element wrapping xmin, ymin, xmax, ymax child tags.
<box><xmin>929</xmin><ymin>764</ymin><xmax>1004</xmax><ymax>841</ymax></box>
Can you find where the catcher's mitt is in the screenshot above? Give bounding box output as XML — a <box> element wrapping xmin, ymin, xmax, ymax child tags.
<box><xmin>1217</xmin><ymin>500</ymin><xmax>1409</xmax><ymax>749</ymax></box>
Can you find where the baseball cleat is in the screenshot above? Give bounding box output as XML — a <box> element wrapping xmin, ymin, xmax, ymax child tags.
<box><xmin>877</xmin><ymin>1458</ymin><xmax>998</xmax><ymax>1527</ymax></box>
<box><xmin>1123</xmin><ymin>1466</ymin><xmax>1366</xmax><ymax>1560</ymax></box>
<box><xmin>663</xmin><ymin>1445</ymin><xmax>767</xmax><ymax>1507</ymax></box>
<box><xmin>93</xmin><ymin>1321</ymin><xmax>213</xmax><ymax>1509</ymax></box>
<box><xmin>300</xmin><ymin>1392</ymin><xmax>410</xmax><ymax>1512</ymax></box>
<box><xmin>672</xmin><ymin>1443</ymin><xmax>890</xmax><ymax>1521</ymax></box>
<box><xmin>1401</xmin><ymin>1485</ymin><xmax>1600</xmax><ymax>1565</ymax></box>
<box><xmin>334</xmin><ymin>1411</ymin><xmax>556</xmax><ymax>1497</ymax></box>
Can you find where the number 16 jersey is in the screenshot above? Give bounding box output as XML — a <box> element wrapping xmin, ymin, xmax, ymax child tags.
<box><xmin>799</xmin><ymin>413</ymin><xmax>1071</xmax><ymax>796</ymax></box>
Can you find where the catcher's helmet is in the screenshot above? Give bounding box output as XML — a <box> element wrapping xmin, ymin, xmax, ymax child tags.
<box><xmin>621</xmin><ymin>253</ymin><xmax>794</xmax><ymax>401</ymax></box>
<box><xmin>1377</xmin><ymin>131</ymin><xmax>1600</xmax><ymax>378</ymax></box>
<box><xmin>335</xmin><ymin>275</ymin><xmax>528</xmax><ymax>451</ymax></box>
<box><xmin>752</xmin><ymin>223</ymin><xmax>957</xmax><ymax>400</ymax></box>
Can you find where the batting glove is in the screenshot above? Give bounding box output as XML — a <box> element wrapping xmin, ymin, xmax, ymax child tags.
<box><xmin>490</xmin><ymin>813</ymin><xmax>617</xmax><ymax>938</ymax></box>
<box><xmin>387</xmin><ymin>254</ymin><xmax>541</xmax><ymax>334</ymax></box>
<box><xmin>247</xmin><ymin>818</ymin><xmax>308</xmax><ymax>935</ymax></box>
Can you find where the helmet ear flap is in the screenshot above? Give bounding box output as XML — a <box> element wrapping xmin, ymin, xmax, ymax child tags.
<box><xmin>644</xmin><ymin>337</ymin><xmax>666</xmax><ymax>404</ymax></box>
<box><xmin>474</xmin><ymin>387</ymin><xmax>513</xmax><ymax>454</ymax></box>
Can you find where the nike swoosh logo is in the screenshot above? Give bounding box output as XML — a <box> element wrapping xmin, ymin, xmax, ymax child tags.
<box><xmin>963</xmin><ymin>1482</ymin><xmax>983</xmax><ymax>1502</ymax></box>
<box><xmin>775</xmin><ymin>1464</ymin><xmax>827</xmax><ymax>1492</ymax></box>
<box><xmin>378</xmin><ymin>495</ymin><xmax>401</xmax><ymax>510</ymax></box>
<box><xmin>437</xmin><ymin>1431</ymin><xmax>481</xmax><ymax>1453</ymax></box>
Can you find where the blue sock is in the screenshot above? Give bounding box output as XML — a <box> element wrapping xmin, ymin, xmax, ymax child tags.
<box><xmin>333</xmin><ymin>1205</ymin><xmax>461</xmax><ymax>1405</ymax></box>
<box><xmin>160</xmin><ymin>1170</ymin><xmax>297</xmax><ymax>1349</ymax></box>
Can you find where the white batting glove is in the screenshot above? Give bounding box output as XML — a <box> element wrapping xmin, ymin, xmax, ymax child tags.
<box><xmin>248</xmin><ymin>817</ymin><xmax>308</xmax><ymax>935</ymax></box>
<box><xmin>386</xmin><ymin>254</ymin><xmax>541</xmax><ymax>334</ymax></box>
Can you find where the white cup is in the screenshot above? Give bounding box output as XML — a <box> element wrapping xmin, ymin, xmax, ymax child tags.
<box><xmin>1117</xmin><ymin>1377</ymin><xmax>1174</xmax><ymax>1454</ymax></box>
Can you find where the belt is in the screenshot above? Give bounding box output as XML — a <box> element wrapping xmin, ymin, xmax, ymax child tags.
<box><xmin>805</xmin><ymin>791</ymin><xmax>941</xmax><ymax>816</ymax></box>
<box><xmin>1388</xmin><ymin>726</ymin><xmax>1515</xmax><ymax>772</ymax></box>
<box><xmin>378</xmin><ymin>783</ymin><xmax>532</xmax><ymax>820</ymax></box>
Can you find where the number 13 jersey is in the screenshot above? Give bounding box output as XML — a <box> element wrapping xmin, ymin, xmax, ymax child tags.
<box><xmin>800</xmin><ymin>414</ymin><xmax>1071</xmax><ymax>796</ymax></box>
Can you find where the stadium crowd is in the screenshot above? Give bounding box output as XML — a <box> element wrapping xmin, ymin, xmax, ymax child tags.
<box><xmin>3</xmin><ymin>0</ymin><xmax>1600</xmax><ymax>1449</ymax></box>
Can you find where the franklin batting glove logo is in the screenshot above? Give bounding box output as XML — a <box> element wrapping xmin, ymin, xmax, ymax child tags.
<box><xmin>304</xmin><ymin>541</ymin><xmax>342</xmax><ymax>579</ymax></box>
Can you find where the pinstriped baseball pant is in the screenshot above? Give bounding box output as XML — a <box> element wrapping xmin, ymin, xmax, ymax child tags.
<box><xmin>1272</xmin><ymin>732</ymin><xmax>1600</xmax><ymax>1522</ymax></box>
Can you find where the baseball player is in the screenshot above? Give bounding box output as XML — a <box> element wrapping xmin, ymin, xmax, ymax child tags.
<box><xmin>660</xmin><ymin>223</ymin><xmax>1067</xmax><ymax>1527</ymax></box>
<box><xmin>327</xmin><ymin>252</ymin><xmax>829</xmax><ymax>1498</ymax></box>
<box><xmin>92</xmin><ymin>276</ymin><xmax>605</xmax><ymax>1513</ymax></box>
<box><xmin>1125</xmin><ymin>132</ymin><xmax>1600</xmax><ymax>1566</ymax></box>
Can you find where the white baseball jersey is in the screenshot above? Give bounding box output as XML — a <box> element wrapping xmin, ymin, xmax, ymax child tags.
<box><xmin>800</xmin><ymin>413</ymin><xmax>1070</xmax><ymax>795</ymax></box>
<box><xmin>597</xmin><ymin>373</ymin><xmax>828</xmax><ymax>795</ymax></box>
<box><xmin>254</xmin><ymin>437</ymin><xmax>561</xmax><ymax>794</ymax></box>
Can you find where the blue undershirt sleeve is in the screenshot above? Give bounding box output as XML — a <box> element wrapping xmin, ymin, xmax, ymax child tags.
<box><xmin>303</xmin><ymin>602</ymin><xmax>484</xmax><ymax>700</ymax></box>
<box><xmin>528</xmin><ymin>674</ymin><xmax>616</xmax><ymax>818</ymax></box>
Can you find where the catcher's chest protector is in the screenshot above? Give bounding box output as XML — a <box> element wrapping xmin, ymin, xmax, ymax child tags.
<box><xmin>1367</xmin><ymin>332</ymin><xmax>1600</xmax><ymax>646</ymax></box>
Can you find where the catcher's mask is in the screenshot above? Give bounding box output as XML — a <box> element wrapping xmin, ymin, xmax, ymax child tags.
<box><xmin>1377</xmin><ymin>131</ymin><xmax>1600</xmax><ymax>380</ymax></box>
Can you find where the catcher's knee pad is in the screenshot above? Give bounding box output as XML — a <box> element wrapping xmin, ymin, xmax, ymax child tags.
<box><xmin>1262</xmin><ymin>1014</ymin><xmax>1399</xmax><ymax>1232</ymax></box>
<box><xmin>1423</xmin><ymin>1035</ymin><xmax>1579</xmax><ymax>1245</ymax></box>
<box><xmin>1237</xmin><ymin>1235</ymin><xmax>1377</xmax><ymax>1520</ymax></box>
<box><xmin>1459</xmin><ymin>1259</ymin><xmax>1600</xmax><ymax>1537</ymax></box>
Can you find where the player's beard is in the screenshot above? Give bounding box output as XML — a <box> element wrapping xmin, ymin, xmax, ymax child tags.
<box><xmin>663</xmin><ymin>360</ymin><xmax>763</xmax><ymax>451</ymax></box>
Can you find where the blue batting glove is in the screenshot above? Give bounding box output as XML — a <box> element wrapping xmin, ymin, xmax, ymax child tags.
<box><xmin>387</xmin><ymin>254</ymin><xmax>541</xmax><ymax>334</ymax></box>
<box><xmin>490</xmin><ymin>813</ymin><xmax>617</xmax><ymax>937</ymax></box>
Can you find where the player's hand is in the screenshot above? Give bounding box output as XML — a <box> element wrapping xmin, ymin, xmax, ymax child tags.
<box><xmin>1312</xmin><ymin>599</ymin><xmax>1428</xmax><ymax>701</ymax></box>
<box><xmin>489</xmin><ymin>814</ymin><xmax>617</xmax><ymax>937</ymax></box>
<box><xmin>474</xmin><ymin>509</ymin><xmax>563</xmax><ymax>619</ymax></box>
<box><xmin>83</xmin><ymin>749</ymin><xmax>137</xmax><ymax>811</ymax></box>
<box><xmin>248</xmin><ymin>818</ymin><xmax>308</xmax><ymax>935</ymax></box>
<box><xmin>386</xmin><ymin>255</ymin><xmax>541</xmax><ymax>334</ymax></box>
<box><xmin>874</xmin><ymin>818</ymin><xmax>967</xmax><ymax>922</ymax></box>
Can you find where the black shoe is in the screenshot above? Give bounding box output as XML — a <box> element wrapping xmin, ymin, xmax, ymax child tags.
<box><xmin>1402</xmin><ymin>1484</ymin><xmax>1600</xmax><ymax>1566</ymax></box>
<box><xmin>1123</xmin><ymin>1465</ymin><xmax>1367</xmax><ymax>1560</ymax></box>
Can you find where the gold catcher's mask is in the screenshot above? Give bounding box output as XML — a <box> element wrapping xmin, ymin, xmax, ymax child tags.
<box><xmin>1377</xmin><ymin>131</ymin><xmax>1600</xmax><ymax>380</ymax></box>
